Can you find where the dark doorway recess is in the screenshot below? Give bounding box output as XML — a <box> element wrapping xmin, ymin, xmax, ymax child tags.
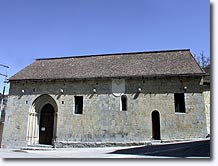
<box><xmin>39</xmin><ymin>104</ymin><xmax>55</xmax><ymax>145</ymax></box>
<box><xmin>152</xmin><ymin>111</ymin><xmax>161</xmax><ymax>140</ymax></box>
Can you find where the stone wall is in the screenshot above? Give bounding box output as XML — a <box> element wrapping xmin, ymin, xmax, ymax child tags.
<box><xmin>203</xmin><ymin>90</ymin><xmax>210</xmax><ymax>135</ymax></box>
<box><xmin>2</xmin><ymin>76</ymin><xmax>208</xmax><ymax>148</ymax></box>
<box><xmin>0</xmin><ymin>123</ymin><xmax>3</xmax><ymax>147</ymax></box>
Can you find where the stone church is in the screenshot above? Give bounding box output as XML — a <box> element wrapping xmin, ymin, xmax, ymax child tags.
<box><xmin>1</xmin><ymin>49</ymin><xmax>208</xmax><ymax>148</ymax></box>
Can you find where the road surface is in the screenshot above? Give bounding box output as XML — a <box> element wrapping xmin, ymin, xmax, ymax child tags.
<box><xmin>0</xmin><ymin>139</ymin><xmax>210</xmax><ymax>158</ymax></box>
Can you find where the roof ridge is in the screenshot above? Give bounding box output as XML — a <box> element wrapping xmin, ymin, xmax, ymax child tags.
<box><xmin>35</xmin><ymin>49</ymin><xmax>190</xmax><ymax>61</ymax></box>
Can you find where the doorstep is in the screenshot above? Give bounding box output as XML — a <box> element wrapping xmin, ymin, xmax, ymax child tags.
<box><xmin>20</xmin><ymin>144</ymin><xmax>54</xmax><ymax>151</ymax></box>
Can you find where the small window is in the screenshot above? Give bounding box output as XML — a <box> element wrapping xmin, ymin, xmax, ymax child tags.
<box><xmin>174</xmin><ymin>93</ymin><xmax>185</xmax><ymax>113</ymax></box>
<box><xmin>121</xmin><ymin>95</ymin><xmax>127</xmax><ymax>111</ymax></box>
<box><xmin>74</xmin><ymin>96</ymin><xmax>83</xmax><ymax>114</ymax></box>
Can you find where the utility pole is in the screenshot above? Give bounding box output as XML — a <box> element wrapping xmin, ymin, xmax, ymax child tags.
<box><xmin>0</xmin><ymin>64</ymin><xmax>9</xmax><ymax>122</ymax></box>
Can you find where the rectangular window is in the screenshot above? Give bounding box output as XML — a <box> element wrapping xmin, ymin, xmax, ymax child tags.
<box><xmin>74</xmin><ymin>96</ymin><xmax>83</xmax><ymax>114</ymax></box>
<box><xmin>174</xmin><ymin>93</ymin><xmax>186</xmax><ymax>113</ymax></box>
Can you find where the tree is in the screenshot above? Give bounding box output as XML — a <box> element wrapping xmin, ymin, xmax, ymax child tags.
<box><xmin>194</xmin><ymin>51</ymin><xmax>210</xmax><ymax>68</ymax></box>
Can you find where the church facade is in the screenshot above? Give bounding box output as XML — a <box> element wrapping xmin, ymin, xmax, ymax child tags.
<box><xmin>1</xmin><ymin>49</ymin><xmax>208</xmax><ymax>148</ymax></box>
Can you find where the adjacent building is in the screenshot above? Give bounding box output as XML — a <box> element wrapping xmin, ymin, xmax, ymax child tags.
<box><xmin>1</xmin><ymin>49</ymin><xmax>208</xmax><ymax>148</ymax></box>
<box><xmin>0</xmin><ymin>93</ymin><xmax>8</xmax><ymax>147</ymax></box>
<box><xmin>203</xmin><ymin>65</ymin><xmax>210</xmax><ymax>137</ymax></box>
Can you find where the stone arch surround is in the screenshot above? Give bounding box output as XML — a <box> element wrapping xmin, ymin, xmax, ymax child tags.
<box><xmin>26</xmin><ymin>94</ymin><xmax>58</xmax><ymax>145</ymax></box>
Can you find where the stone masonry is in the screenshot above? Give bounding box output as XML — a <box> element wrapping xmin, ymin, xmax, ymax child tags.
<box><xmin>2</xmin><ymin>76</ymin><xmax>207</xmax><ymax>148</ymax></box>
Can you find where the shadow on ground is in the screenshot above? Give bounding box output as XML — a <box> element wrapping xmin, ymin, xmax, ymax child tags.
<box><xmin>109</xmin><ymin>140</ymin><xmax>210</xmax><ymax>158</ymax></box>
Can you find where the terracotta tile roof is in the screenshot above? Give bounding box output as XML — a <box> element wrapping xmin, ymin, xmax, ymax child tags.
<box><xmin>9</xmin><ymin>49</ymin><xmax>204</xmax><ymax>81</ymax></box>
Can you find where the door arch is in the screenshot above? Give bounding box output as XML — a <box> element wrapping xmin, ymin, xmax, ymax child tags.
<box><xmin>152</xmin><ymin>110</ymin><xmax>161</xmax><ymax>140</ymax></box>
<box><xmin>27</xmin><ymin>94</ymin><xmax>58</xmax><ymax>145</ymax></box>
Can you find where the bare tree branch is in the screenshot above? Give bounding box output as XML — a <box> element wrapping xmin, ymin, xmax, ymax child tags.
<box><xmin>194</xmin><ymin>51</ymin><xmax>210</xmax><ymax>68</ymax></box>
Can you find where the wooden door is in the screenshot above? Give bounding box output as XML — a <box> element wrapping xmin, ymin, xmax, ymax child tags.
<box><xmin>39</xmin><ymin>104</ymin><xmax>54</xmax><ymax>145</ymax></box>
<box><xmin>152</xmin><ymin>111</ymin><xmax>161</xmax><ymax>140</ymax></box>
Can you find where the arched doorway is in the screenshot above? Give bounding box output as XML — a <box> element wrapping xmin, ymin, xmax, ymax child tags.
<box><xmin>39</xmin><ymin>104</ymin><xmax>55</xmax><ymax>145</ymax></box>
<box><xmin>27</xmin><ymin>94</ymin><xmax>58</xmax><ymax>145</ymax></box>
<box><xmin>152</xmin><ymin>111</ymin><xmax>161</xmax><ymax>140</ymax></box>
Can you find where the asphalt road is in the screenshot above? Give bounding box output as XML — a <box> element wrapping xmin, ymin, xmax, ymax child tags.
<box><xmin>0</xmin><ymin>139</ymin><xmax>210</xmax><ymax>158</ymax></box>
<box><xmin>110</xmin><ymin>139</ymin><xmax>210</xmax><ymax>158</ymax></box>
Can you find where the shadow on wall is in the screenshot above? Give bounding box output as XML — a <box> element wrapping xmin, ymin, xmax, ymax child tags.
<box><xmin>9</xmin><ymin>76</ymin><xmax>204</xmax><ymax>97</ymax></box>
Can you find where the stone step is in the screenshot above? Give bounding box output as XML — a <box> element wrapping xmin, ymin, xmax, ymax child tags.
<box><xmin>151</xmin><ymin>140</ymin><xmax>162</xmax><ymax>145</ymax></box>
<box><xmin>21</xmin><ymin>144</ymin><xmax>54</xmax><ymax>151</ymax></box>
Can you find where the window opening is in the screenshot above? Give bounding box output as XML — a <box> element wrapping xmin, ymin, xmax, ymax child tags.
<box><xmin>174</xmin><ymin>93</ymin><xmax>185</xmax><ymax>113</ymax></box>
<box><xmin>74</xmin><ymin>96</ymin><xmax>83</xmax><ymax>114</ymax></box>
<box><xmin>121</xmin><ymin>95</ymin><xmax>127</xmax><ymax>111</ymax></box>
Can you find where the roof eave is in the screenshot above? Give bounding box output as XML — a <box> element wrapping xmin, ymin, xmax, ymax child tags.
<box><xmin>9</xmin><ymin>73</ymin><xmax>204</xmax><ymax>82</ymax></box>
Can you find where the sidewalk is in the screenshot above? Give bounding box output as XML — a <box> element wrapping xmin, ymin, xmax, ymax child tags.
<box><xmin>0</xmin><ymin>146</ymin><xmax>154</xmax><ymax>158</ymax></box>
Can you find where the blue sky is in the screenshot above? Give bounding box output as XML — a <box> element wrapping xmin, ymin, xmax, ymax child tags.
<box><xmin>0</xmin><ymin>0</ymin><xmax>210</xmax><ymax>93</ymax></box>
